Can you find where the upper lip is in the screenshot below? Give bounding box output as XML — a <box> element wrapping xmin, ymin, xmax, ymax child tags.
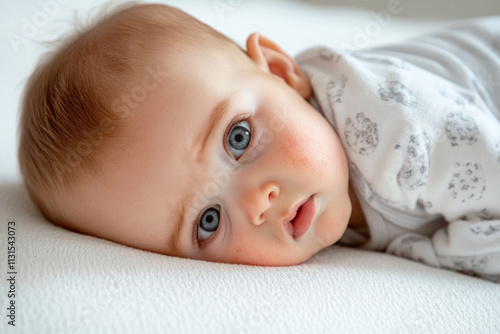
<box><xmin>284</xmin><ymin>197</ymin><xmax>309</xmax><ymax>224</ymax></box>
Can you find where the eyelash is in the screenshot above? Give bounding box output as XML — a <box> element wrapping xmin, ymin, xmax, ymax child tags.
<box><xmin>192</xmin><ymin>114</ymin><xmax>254</xmax><ymax>250</ymax></box>
<box><xmin>224</xmin><ymin>114</ymin><xmax>254</xmax><ymax>161</ymax></box>
<box><xmin>192</xmin><ymin>206</ymin><xmax>220</xmax><ymax>250</ymax></box>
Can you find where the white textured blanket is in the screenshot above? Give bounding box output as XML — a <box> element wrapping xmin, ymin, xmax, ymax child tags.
<box><xmin>1</xmin><ymin>183</ymin><xmax>500</xmax><ymax>333</ymax></box>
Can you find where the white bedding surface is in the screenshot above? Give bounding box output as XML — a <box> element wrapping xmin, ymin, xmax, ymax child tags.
<box><xmin>1</xmin><ymin>1</ymin><xmax>500</xmax><ymax>333</ymax></box>
<box><xmin>1</xmin><ymin>183</ymin><xmax>500</xmax><ymax>334</ymax></box>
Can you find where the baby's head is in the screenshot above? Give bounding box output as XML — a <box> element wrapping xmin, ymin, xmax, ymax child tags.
<box><xmin>19</xmin><ymin>3</ymin><xmax>352</xmax><ymax>265</ymax></box>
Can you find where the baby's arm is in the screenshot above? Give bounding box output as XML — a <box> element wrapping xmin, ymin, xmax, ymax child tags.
<box><xmin>387</xmin><ymin>217</ymin><xmax>500</xmax><ymax>282</ymax></box>
<box><xmin>374</xmin><ymin>18</ymin><xmax>500</xmax><ymax>282</ymax></box>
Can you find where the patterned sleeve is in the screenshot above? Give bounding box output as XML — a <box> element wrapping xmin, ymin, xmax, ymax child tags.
<box><xmin>386</xmin><ymin>216</ymin><xmax>500</xmax><ymax>283</ymax></box>
<box><xmin>373</xmin><ymin>18</ymin><xmax>500</xmax><ymax>283</ymax></box>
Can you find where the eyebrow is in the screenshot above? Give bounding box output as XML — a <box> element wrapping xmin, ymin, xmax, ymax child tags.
<box><xmin>168</xmin><ymin>94</ymin><xmax>235</xmax><ymax>254</ymax></box>
<box><xmin>196</xmin><ymin>95</ymin><xmax>234</xmax><ymax>164</ymax></box>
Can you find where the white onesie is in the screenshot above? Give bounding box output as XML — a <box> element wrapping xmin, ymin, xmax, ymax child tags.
<box><xmin>296</xmin><ymin>17</ymin><xmax>500</xmax><ymax>282</ymax></box>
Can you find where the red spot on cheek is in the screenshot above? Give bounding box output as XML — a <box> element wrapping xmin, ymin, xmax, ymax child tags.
<box><xmin>233</xmin><ymin>248</ymin><xmax>242</xmax><ymax>262</ymax></box>
<box><xmin>233</xmin><ymin>245</ymin><xmax>264</xmax><ymax>264</ymax></box>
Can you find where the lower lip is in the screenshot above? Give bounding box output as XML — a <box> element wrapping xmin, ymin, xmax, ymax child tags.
<box><xmin>285</xmin><ymin>195</ymin><xmax>316</xmax><ymax>239</ymax></box>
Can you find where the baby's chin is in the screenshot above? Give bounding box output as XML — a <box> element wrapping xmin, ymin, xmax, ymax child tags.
<box><xmin>315</xmin><ymin>233</ymin><xmax>340</xmax><ymax>252</ymax></box>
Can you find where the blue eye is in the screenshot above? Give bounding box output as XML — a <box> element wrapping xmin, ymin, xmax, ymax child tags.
<box><xmin>228</xmin><ymin>120</ymin><xmax>251</xmax><ymax>159</ymax></box>
<box><xmin>198</xmin><ymin>206</ymin><xmax>220</xmax><ymax>242</ymax></box>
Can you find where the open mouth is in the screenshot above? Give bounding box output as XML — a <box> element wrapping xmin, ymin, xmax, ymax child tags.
<box><xmin>284</xmin><ymin>195</ymin><xmax>316</xmax><ymax>239</ymax></box>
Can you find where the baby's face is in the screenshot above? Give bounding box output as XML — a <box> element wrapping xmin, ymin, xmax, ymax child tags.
<box><xmin>76</xmin><ymin>40</ymin><xmax>352</xmax><ymax>265</ymax></box>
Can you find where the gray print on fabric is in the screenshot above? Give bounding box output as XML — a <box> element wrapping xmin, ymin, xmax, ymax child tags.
<box><xmin>465</xmin><ymin>208</ymin><xmax>493</xmax><ymax>221</ymax></box>
<box><xmin>379</xmin><ymin>80</ymin><xmax>418</xmax><ymax>108</ymax></box>
<box><xmin>445</xmin><ymin>112</ymin><xmax>479</xmax><ymax>147</ymax></box>
<box><xmin>397</xmin><ymin>235</ymin><xmax>430</xmax><ymax>265</ymax></box>
<box><xmin>318</xmin><ymin>47</ymin><xmax>342</xmax><ymax>63</ymax></box>
<box><xmin>448</xmin><ymin>163</ymin><xmax>486</xmax><ymax>202</ymax></box>
<box><xmin>345</xmin><ymin>113</ymin><xmax>379</xmax><ymax>156</ymax></box>
<box><xmin>397</xmin><ymin>133</ymin><xmax>431</xmax><ymax>191</ymax></box>
<box><xmin>416</xmin><ymin>199</ymin><xmax>433</xmax><ymax>210</ymax></box>
<box><xmin>450</xmin><ymin>255</ymin><xmax>488</xmax><ymax>273</ymax></box>
<box><xmin>470</xmin><ymin>223</ymin><xmax>500</xmax><ymax>236</ymax></box>
<box><xmin>326</xmin><ymin>75</ymin><xmax>348</xmax><ymax>104</ymax></box>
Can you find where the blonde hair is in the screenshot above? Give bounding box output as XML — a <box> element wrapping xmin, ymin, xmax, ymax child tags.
<box><xmin>18</xmin><ymin>3</ymin><xmax>243</xmax><ymax>223</ymax></box>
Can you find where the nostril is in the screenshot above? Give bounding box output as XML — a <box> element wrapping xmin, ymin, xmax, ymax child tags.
<box><xmin>267</xmin><ymin>184</ymin><xmax>280</xmax><ymax>201</ymax></box>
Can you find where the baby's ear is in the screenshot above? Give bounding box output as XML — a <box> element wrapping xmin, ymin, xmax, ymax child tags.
<box><xmin>246</xmin><ymin>33</ymin><xmax>311</xmax><ymax>99</ymax></box>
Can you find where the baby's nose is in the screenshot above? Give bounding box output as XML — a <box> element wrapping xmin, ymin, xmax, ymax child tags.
<box><xmin>241</xmin><ymin>182</ymin><xmax>280</xmax><ymax>226</ymax></box>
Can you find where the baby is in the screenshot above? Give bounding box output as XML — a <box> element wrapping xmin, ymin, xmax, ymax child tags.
<box><xmin>18</xmin><ymin>3</ymin><xmax>500</xmax><ymax>281</ymax></box>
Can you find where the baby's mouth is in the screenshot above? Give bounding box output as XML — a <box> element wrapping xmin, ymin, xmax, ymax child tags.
<box><xmin>283</xmin><ymin>195</ymin><xmax>316</xmax><ymax>239</ymax></box>
<box><xmin>290</xmin><ymin>205</ymin><xmax>302</xmax><ymax>225</ymax></box>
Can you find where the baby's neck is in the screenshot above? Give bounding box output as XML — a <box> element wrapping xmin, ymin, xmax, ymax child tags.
<box><xmin>348</xmin><ymin>182</ymin><xmax>366</xmax><ymax>228</ymax></box>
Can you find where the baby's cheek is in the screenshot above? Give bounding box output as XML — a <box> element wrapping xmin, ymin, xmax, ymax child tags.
<box><xmin>281</xmin><ymin>130</ymin><xmax>326</xmax><ymax>178</ymax></box>
<box><xmin>232</xmin><ymin>244</ymin><xmax>265</xmax><ymax>264</ymax></box>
